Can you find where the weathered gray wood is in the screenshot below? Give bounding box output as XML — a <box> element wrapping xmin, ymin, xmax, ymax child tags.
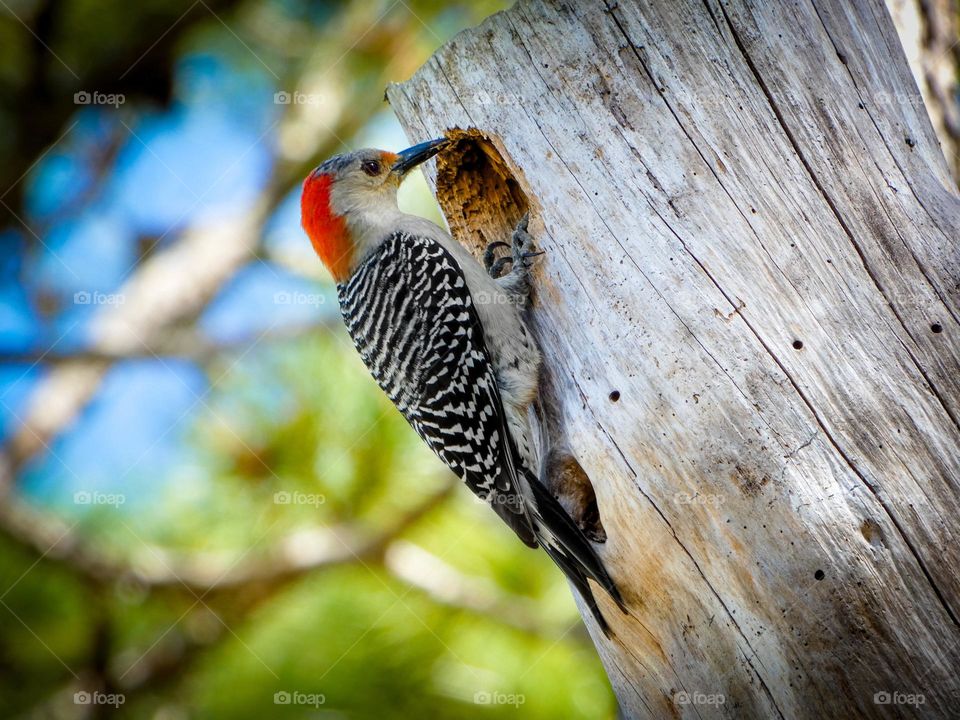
<box><xmin>887</xmin><ymin>0</ymin><xmax>960</xmax><ymax>181</ymax></box>
<box><xmin>387</xmin><ymin>1</ymin><xmax>960</xmax><ymax>717</ymax></box>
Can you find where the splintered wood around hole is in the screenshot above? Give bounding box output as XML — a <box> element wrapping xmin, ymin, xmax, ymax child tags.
<box><xmin>436</xmin><ymin>128</ymin><xmax>531</xmax><ymax>253</ymax></box>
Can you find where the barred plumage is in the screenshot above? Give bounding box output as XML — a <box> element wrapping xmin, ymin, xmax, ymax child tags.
<box><xmin>338</xmin><ymin>231</ymin><xmax>536</xmax><ymax>542</ymax></box>
<box><xmin>337</xmin><ymin>229</ymin><xmax>625</xmax><ymax>633</ymax></box>
<box><xmin>304</xmin><ymin>144</ymin><xmax>624</xmax><ymax>633</ymax></box>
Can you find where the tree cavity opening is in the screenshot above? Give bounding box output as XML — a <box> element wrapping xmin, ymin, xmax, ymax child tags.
<box><xmin>435</xmin><ymin>128</ymin><xmax>531</xmax><ymax>254</ymax></box>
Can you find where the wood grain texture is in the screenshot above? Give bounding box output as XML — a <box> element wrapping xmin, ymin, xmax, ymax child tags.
<box><xmin>387</xmin><ymin>1</ymin><xmax>960</xmax><ymax>717</ymax></box>
<box><xmin>886</xmin><ymin>0</ymin><xmax>960</xmax><ymax>182</ymax></box>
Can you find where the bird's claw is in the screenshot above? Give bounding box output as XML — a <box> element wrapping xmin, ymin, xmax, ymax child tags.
<box><xmin>483</xmin><ymin>241</ymin><xmax>511</xmax><ymax>276</ymax></box>
<box><xmin>487</xmin><ymin>256</ymin><xmax>513</xmax><ymax>278</ymax></box>
<box><xmin>485</xmin><ymin>214</ymin><xmax>541</xmax><ymax>303</ymax></box>
<box><xmin>511</xmin><ymin>212</ymin><xmax>537</xmax><ymax>269</ymax></box>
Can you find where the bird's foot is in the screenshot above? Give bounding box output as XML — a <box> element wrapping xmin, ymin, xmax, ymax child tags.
<box><xmin>496</xmin><ymin>213</ymin><xmax>541</xmax><ymax>304</ymax></box>
<box><xmin>511</xmin><ymin>212</ymin><xmax>542</xmax><ymax>269</ymax></box>
<box><xmin>483</xmin><ymin>241</ymin><xmax>512</xmax><ymax>279</ymax></box>
<box><xmin>483</xmin><ymin>213</ymin><xmax>543</xmax><ymax>282</ymax></box>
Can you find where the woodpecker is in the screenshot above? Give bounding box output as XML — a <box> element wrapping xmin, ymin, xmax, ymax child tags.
<box><xmin>300</xmin><ymin>138</ymin><xmax>624</xmax><ymax>632</ymax></box>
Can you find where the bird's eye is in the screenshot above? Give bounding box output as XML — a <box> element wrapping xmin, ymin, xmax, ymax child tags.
<box><xmin>361</xmin><ymin>160</ymin><xmax>381</xmax><ymax>176</ymax></box>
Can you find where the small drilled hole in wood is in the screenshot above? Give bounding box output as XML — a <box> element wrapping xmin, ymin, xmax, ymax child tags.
<box><xmin>793</xmin><ymin>340</ymin><xmax>804</xmax><ymax>350</ymax></box>
<box><xmin>860</xmin><ymin>518</ymin><xmax>885</xmax><ymax>548</ymax></box>
<box><xmin>609</xmin><ymin>390</ymin><xmax>620</xmax><ymax>402</ymax></box>
<box><xmin>931</xmin><ymin>322</ymin><xmax>943</xmax><ymax>334</ymax></box>
<box><xmin>545</xmin><ymin>450</ymin><xmax>607</xmax><ymax>543</ymax></box>
<box><xmin>814</xmin><ymin>569</ymin><xmax>825</xmax><ymax>581</ymax></box>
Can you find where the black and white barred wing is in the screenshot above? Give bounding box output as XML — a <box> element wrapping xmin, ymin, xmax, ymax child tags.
<box><xmin>338</xmin><ymin>232</ymin><xmax>537</xmax><ymax>546</ymax></box>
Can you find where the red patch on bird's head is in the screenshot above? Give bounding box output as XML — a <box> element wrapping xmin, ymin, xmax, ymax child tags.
<box><xmin>379</xmin><ymin>150</ymin><xmax>399</xmax><ymax>168</ymax></box>
<box><xmin>301</xmin><ymin>171</ymin><xmax>352</xmax><ymax>282</ymax></box>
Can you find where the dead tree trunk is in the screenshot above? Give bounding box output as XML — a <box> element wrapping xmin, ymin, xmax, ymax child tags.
<box><xmin>387</xmin><ymin>1</ymin><xmax>960</xmax><ymax>717</ymax></box>
<box><xmin>886</xmin><ymin>0</ymin><xmax>960</xmax><ymax>182</ymax></box>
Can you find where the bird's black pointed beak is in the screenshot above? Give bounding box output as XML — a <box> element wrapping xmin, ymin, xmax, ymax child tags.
<box><xmin>391</xmin><ymin>137</ymin><xmax>450</xmax><ymax>176</ymax></box>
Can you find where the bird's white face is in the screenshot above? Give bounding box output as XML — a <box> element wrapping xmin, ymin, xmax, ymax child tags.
<box><xmin>327</xmin><ymin>149</ymin><xmax>403</xmax><ymax>233</ymax></box>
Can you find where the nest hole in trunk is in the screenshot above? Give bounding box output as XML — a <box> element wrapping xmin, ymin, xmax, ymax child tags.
<box><xmin>435</xmin><ymin>128</ymin><xmax>530</xmax><ymax>255</ymax></box>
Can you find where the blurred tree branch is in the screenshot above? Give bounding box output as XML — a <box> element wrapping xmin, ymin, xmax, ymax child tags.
<box><xmin>0</xmin><ymin>0</ymin><xmax>482</xmax><ymax>494</ymax></box>
<box><xmin>0</xmin><ymin>2</ymin><xmax>435</xmax><ymax>488</ymax></box>
<box><xmin>16</xmin><ymin>483</ymin><xmax>461</xmax><ymax>716</ymax></box>
<box><xmin>1</xmin><ymin>0</ymin><xmax>246</xmax><ymax>225</ymax></box>
<box><xmin>0</xmin><ymin>480</ymin><xmax>455</xmax><ymax>594</ymax></box>
<box><xmin>384</xmin><ymin>540</ymin><xmax>579</xmax><ymax>636</ymax></box>
<box><xmin>0</xmin><ymin>319</ymin><xmax>338</xmax><ymax>366</ymax></box>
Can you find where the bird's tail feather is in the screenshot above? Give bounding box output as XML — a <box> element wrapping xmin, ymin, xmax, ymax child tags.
<box><xmin>525</xmin><ymin>473</ymin><xmax>627</xmax><ymax>635</ymax></box>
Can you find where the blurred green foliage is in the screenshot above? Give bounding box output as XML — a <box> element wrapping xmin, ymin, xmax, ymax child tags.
<box><xmin>1</xmin><ymin>332</ymin><xmax>617</xmax><ymax>719</ymax></box>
